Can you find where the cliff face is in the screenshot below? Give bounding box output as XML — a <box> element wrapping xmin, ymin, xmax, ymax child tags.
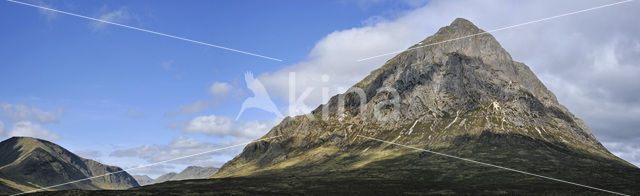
<box><xmin>310</xmin><ymin>17</ymin><xmax>608</xmax><ymax>154</ymax></box>
<box><xmin>0</xmin><ymin>137</ymin><xmax>139</xmax><ymax>194</ymax></box>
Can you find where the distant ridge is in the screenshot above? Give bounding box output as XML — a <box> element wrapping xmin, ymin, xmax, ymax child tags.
<box><xmin>132</xmin><ymin>175</ymin><xmax>152</xmax><ymax>186</ymax></box>
<box><xmin>0</xmin><ymin>137</ymin><xmax>139</xmax><ymax>195</ymax></box>
<box><xmin>140</xmin><ymin>166</ymin><xmax>219</xmax><ymax>186</ymax></box>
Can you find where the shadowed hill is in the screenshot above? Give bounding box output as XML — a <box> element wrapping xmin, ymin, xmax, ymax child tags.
<box><xmin>0</xmin><ymin>137</ymin><xmax>139</xmax><ymax>195</ymax></box>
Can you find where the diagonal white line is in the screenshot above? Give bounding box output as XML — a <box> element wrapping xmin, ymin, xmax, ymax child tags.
<box><xmin>6</xmin><ymin>0</ymin><xmax>283</xmax><ymax>62</ymax></box>
<box><xmin>357</xmin><ymin>135</ymin><xmax>629</xmax><ymax>196</ymax></box>
<box><xmin>11</xmin><ymin>135</ymin><xmax>281</xmax><ymax>196</ymax></box>
<box><xmin>357</xmin><ymin>0</ymin><xmax>633</xmax><ymax>62</ymax></box>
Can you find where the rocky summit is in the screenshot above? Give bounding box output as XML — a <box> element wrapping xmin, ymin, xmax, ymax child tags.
<box><xmin>21</xmin><ymin>18</ymin><xmax>640</xmax><ymax>195</ymax></box>
<box><xmin>207</xmin><ymin>18</ymin><xmax>639</xmax><ymax>194</ymax></box>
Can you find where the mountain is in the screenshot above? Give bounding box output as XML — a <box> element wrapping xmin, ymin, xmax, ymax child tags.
<box><xmin>21</xmin><ymin>18</ymin><xmax>640</xmax><ymax>195</ymax></box>
<box><xmin>205</xmin><ymin>18</ymin><xmax>640</xmax><ymax>194</ymax></box>
<box><xmin>171</xmin><ymin>166</ymin><xmax>219</xmax><ymax>181</ymax></box>
<box><xmin>142</xmin><ymin>166</ymin><xmax>219</xmax><ymax>185</ymax></box>
<box><xmin>148</xmin><ymin>172</ymin><xmax>176</xmax><ymax>185</ymax></box>
<box><xmin>0</xmin><ymin>137</ymin><xmax>139</xmax><ymax>195</ymax></box>
<box><xmin>132</xmin><ymin>175</ymin><xmax>152</xmax><ymax>186</ymax></box>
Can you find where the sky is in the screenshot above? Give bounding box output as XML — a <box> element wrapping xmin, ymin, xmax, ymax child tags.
<box><xmin>0</xmin><ymin>0</ymin><xmax>639</xmax><ymax>178</ymax></box>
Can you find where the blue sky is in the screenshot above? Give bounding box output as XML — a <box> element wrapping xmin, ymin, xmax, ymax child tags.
<box><xmin>1</xmin><ymin>0</ymin><xmax>639</xmax><ymax>177</ymax></box>
<box><xmin>0</xmin><ymin>0</ymin><xmax>431</xmax><ymax>177</ymax></box>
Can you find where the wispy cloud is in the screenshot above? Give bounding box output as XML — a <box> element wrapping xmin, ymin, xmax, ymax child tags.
<box><xmin>159</xmin><ymin>60</ymin><xmax>187</xmax><ymax>80</ymax></box>
<box><xmin>0</xmin><ymin>103</ymin><xmax>62</xmax><ymax>124</ymax></box>
<box><xmin>161</xmin><ymin>60</ymin><xmax>173</xmax><ymax>71</ymax></box>
<box><xmin>110</xmin><ymin>136</ymin><xmax>230</xmax><ymax>166</ymax></box>
<box><xmin>164</xmin><ymin>81</ymin><xmax>239</xmax><ymax>118</ymax></box>
<box><xmin>34</xmin><ymin>0</ymin><xmax>58</xmax><ymax>21</ymax></box>
<box><xmin>90</xmin><ymin>6</ymin><xmax>133</xmax><ymax>31</ymax></box>
<box><xmin>164</xmin><ymin>100</ymin><xmax>210</xmax><ymax>118</ymax></box>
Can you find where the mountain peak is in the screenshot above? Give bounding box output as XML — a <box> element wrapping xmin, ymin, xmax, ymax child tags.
<box><xmin>214</xmin><ymin>18</ymin><xmax>632</xmax><ymax>181</ymax></box>
<box><xmin>449</xmin><ymin>18</ymin><xmax>479</xmax><ymax>31</ymax></box>
<box><xmin>6</xmin><ymin>136</ymin><xmax>43</xmax><ymax>143</ymax></box>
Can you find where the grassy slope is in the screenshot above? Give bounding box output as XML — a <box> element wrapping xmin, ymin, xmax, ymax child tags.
<box><xmin>28</xmin><ymin>132</ymin><xmax>640</xmax><ymax>195</ymax></box>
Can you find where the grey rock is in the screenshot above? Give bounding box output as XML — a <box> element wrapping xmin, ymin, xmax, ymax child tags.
<box><xmin>214</xmin><ymin>18</ymin><xmax>630</xmax><ymax>178</ymax></box>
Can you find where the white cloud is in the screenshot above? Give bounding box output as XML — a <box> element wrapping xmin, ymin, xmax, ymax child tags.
<box><xmin>108</xmin><ymin>135</ymin><xmax>242</xmax><ymax>177</ymax></box>
<box><xmin>112</xmin><ymin>115</ymin><xmax>279</xmax><ymax>177</ymax></box>
<box><xmin>182</xmin><ymin>115</ymin><xmax>233</xmax><ymax>136</ymax></box>
<box><xmin>164</xmin><ymin>100</ymin><xmax>210</xmax><ymax>118</ymax></box>
<box><xmin>110</xmin><ymin>136</ymin><xmax>231</xmax><ymax>166</ymax></box>
<box><xmin>90</xmin><ymin>7</ymin><xmax>132</xmax><ymax>31</ymax></box>
<box><xmin>209</xmin><ymin>82</ymin><xmax>232</xmax><ymax>98</ymax></box>
<box><xmin>231</xmin><ymin>119</ymin><xmax>280</xmax><ymax>143</ymax></box>
<box><xmin>0</xmin><ymin>103</ymin><xmax>61</xmax><ymax>124</ymax></box>
<box><xmin>8</xmin><ymin>121</ymin><xmax>61</xmax><ymax>141</ymax></box>
<box><xmin>175</xmin><ymin>114</ymin><xmax>279</xmax><ymax>141</ymax></box>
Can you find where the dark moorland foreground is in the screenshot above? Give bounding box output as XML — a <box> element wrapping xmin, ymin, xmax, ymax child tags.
<box><xmin>4</xmin><ymin>18</ymin><xmax>640</xmax><ymax>195</ymax></box>
<box><xmin>27</xmin><ymin>132</ymin><xmax>640</xmax><ymax>195</ymax></box>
